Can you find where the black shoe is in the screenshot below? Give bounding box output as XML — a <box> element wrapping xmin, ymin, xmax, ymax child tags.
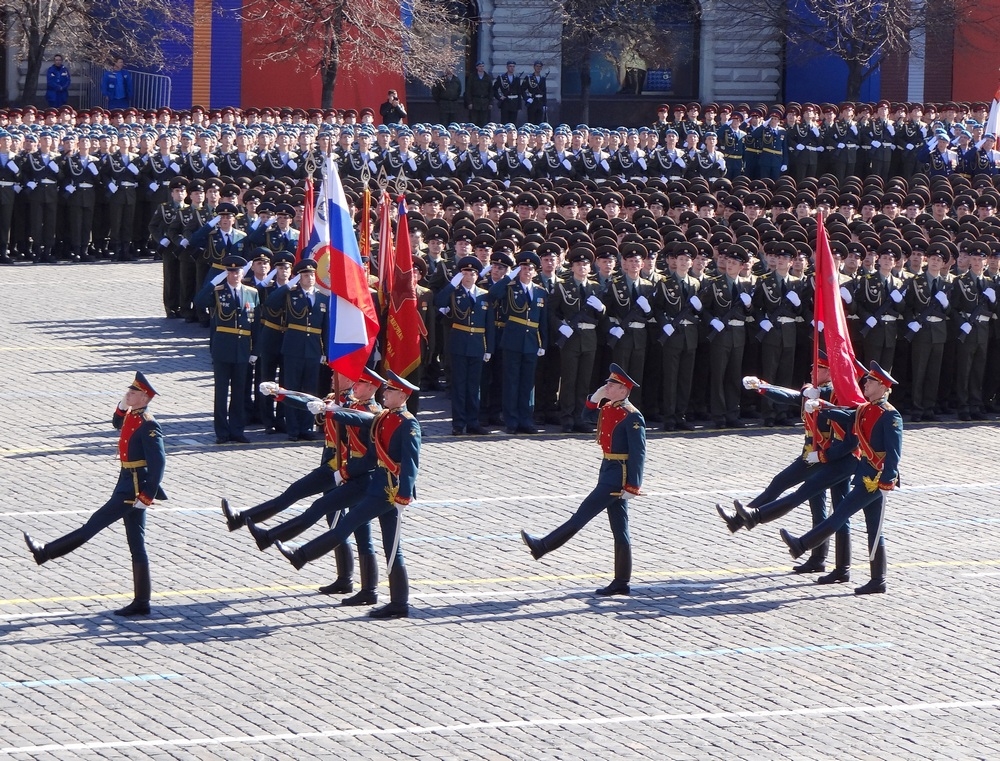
<box><xmin>715</xmin><ymin>503</ymin><xmax>743</xmax><ymax>533</ymax></box>
<box><xmin>221</xmin><ymin>499</ymin><xmax>243</xmax><ymax>532</ymax></box>
<box><xmin>246</xmin><ymin>520</ymin><xmax>272</xmax><ymax>551</ymax></box>
<box><xmin>792</xmin><ymin>557</ymin><xmax>826</xmax><ymax>574</ymax></box>
<box><xmin>275</xmin><ymin>541</ymin><xmax>306</xmax><ymax>570</ymax></box>
<box><xmin>678</xmin><ymin>420</ymin><xmax>696</xmax><ymax>431</ymax></box>
<box><xmin>520</xmin><ymin>529</ymin><xmax>544</xmax><ymax>559</ymax></box>
<box><xmin>959</xmin><ymin>411</ymin><xmax>971</xmax><ymax>421</ymax></box>
<box><xmin>732</xmin><ymin>499</ymin><xmax>759</xmax><ymax>529</ymax></box>
<box><xmin>368</xmin><ymin>602</ymin><xmax>409</xmax><ymax>619</ymax></box>
<box><xmin>287</xmin><ymin>435</ymin><xmax>301</xmax><ymax>442</ymax></box>
<box><xmin>779</xmin><ymin>529</ymin><xmax>805</xmax><ymax>559</ymax></box>
<box><xmin>971</xmin><ymin>411</ymin><xmax>987</xmax><ymax>421</ymax></box>
<box><xmin>854</xmin><ymin>579</ymin><xmax>886</xmax><ymax>595</ymax></box>
<box><xmin>231</xmin><ymin>435</ymin><xmax>251</xmax><ymax>444</ymax></box>
<box><xmin>726</xmin><ymin>419</ymin><xmax>748</xmax><ymax>429</ymax></box>
<box><xmin>595</xmin><ymin>580</ymin><xmax>630</xmax><ymax>596</ymax></box>
<box><xmin>572</xmin><ymin>422</ymin><xmax>595</xmax><ymax>433</ymax></box>
<box><xmin>23</xmin><ymin>532</ymin><xmax>47</xmax><ymax>565</ymax></box>
<box><xmin>517</xmin><ymin>425</ymin><xmax>541</xmax><ymax>434</ymax></box>
<box><xmin>922</xmin><ymin>414</ymin><xmax>940</xmax><ymax>423</ymax></box>
<box><xmin>505</xmin><ymin>426</ymin><xmax>518</xmax><ymax>435</ymax></box>
<box><xmin>215</xmin><ymin>437</ymin><xmax>230</xmax><ymax>445</ymax></box>
<box><xmin>489</xmin><ymin>415</ymin><xmax>504</xmax><ymax>425</ymax></box>
<box><xmin>713</xmin><ymin>420</ymin><xmax>727</xmax><ymax>430</ymax></box>
<box><xmin>909</xmin><ymin>413</ymin><xmax>923</xmax><ymax>423</ymax></box>
<box><xmin>300</xmin><ymin>432</ymin><xmax>317</xmax><ymax>441</ymax></box>
<box><xmin>763</xmin><ymin>418</ymin><xmax>775</xmax><ymax>427</ymax></box>
<box><xmin>451</xmin><ymin>427</ymin><xmax>465</xmax><ymax>436</ymax></box>
<box><xmin>561</xmin><ymin>424</ymin><xmax>574</xmax><ymax>433</ymax></box>
<box><xmin>112</xmin><ymin>600</ymin><xmax>150</xmax><ymax>617</ymax></box>
<box><xmin>265</xmin><ymin>426</ymin><xmax>278</xmax><ymax>434</ymax></box>
<box><xmin>661</xmin><ymin>422</ymin><xmax>676</xmax><ymax>432</ymax></box>
<box><xmin>816</xmin><ymin>568</ymin><xmax>850</xmax><ymax>584</ymax></box>
<box><xmin>318</xmin><ymin>579</ymin><xmax>354</xmax><ymax>595</ymax></box>
<box><xmin>341</xmin><ymin>590</ymin><xmax>378</xmax><ymax>606</ymax></box>
<box><xmin>466</xmin><ymin>426</ymin><xmax>488</xmax><ymax>435</ymax></box>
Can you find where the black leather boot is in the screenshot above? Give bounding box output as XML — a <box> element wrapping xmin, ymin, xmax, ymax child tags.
<box><xmin>319</xmin><ymin>543</ymin><xmax>355</xmax><ymax>594</ymax></box>
<box><xmin>221</xmin><ymin>498</ymin><xmax>244</xmax><ymax>532</ymax></box>
<box><xmin>596</xmin><ymin>543</ymin><xmax>632</xmax><ymax>596</ymax></box>
<box><xmin>275</xmin><ymin>541</ymin><xmax>306</xmax><ymax>570</ymax></box>
<box><xmin>716</xmin><ymin>503</ymin><xmax>744</xmax><ymax>533</ymax></box>
<box><xmin>817</xmin><ymin>531</ymin><xmax>851</xmax><ymax>584</ymax></box>
<box><xmin>32</xmin><ymin>529</ymin><xmax>88</xmax><ymax>562</ymax></box>
<box><xmin>246</xmin><ymin>520</ymin><xmax>273</xmax><ymax>551</ymax></box>
<box><xmin>521</xmin><ymin>522</ymin><xmax>577</xmax><ymax>560</ymax></box>
<box><xmin>23</xmin><ymin>532</ymin><xmax>48</xmax><ymax>565</ymax></box>
<box><xmin>368</xmin><ymin>565</ymin><xmax>408</xmax><ymax>618</ymax></box>
<box><xmin>114</xmin><ymin>562</ymin><xmax>151</xmax><ymax>616</ymax></box>
<box><xmin>855</xmin><ymin>544</ymin><xmax>886</xmax><ymax>595</ymax></box>
<box><xmin>520</xmin><ymin>529</ymin><xmax>545</xmax><ymax>559</ymax></box>
<box><xmin>733</xmin><ymin>499</ymin><xmax>761</xmax><ymax>530</ymax></box>
<box><xmin>341</xmin><ymin>554</ymin><xmax>379</xmax><ymax>606</ymax></box>
<box><xmin>779</xmin><ymin>529</ymin><xmax>806</xmax><ymax>559</ymax></box>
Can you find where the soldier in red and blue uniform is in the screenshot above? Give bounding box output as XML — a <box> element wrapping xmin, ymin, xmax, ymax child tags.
<box><xmin>276</xmin><ymin>372</ymin><xmax>421</xmax><ymax>620</ymax></box>
<box><xmin>716</xmin><ymin>354</ymin><xmax>858</xmax><ymax>583</ymax></box>
<box><xmin>23</xmin><ymin>372</ymin><xmax>166</xmax><ymax>617</ymax></box>
<box><xmin>521</xmin><ymin>363</ymin><xmax>646</xmax><ymax>596</ymax></box>
<box><xmin>223</xmin><ymin>368</ymin><xmax>386</xmax><ymax>604</ymax></box>
<box><xmin>780</xmin><ymin>361</ymin><xmax>903</xmax><ymax>595</ymax></box>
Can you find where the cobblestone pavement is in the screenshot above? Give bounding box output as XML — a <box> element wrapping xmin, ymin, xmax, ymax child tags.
<box><xmin>1</xmin><ymin>262</ymin><xmax>999</xmax><ymax>760</ymax></box>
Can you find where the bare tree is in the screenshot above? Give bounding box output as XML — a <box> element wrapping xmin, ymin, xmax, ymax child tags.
<box><xmin>561</xmin><ymin>0</ymin><xmax>696</xmax><ymax>123</ymax></box>
<box><xmin>240</xmin><ymin>0</ymin><xmax>469</xmax><ymax>108</ymax></box>
<box><xmin>5</xmin><ymin>0</ymin><xmax>192</xmax><ymax>104</ymax></box>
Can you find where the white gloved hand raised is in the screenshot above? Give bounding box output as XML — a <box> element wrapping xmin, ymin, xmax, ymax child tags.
<box><xmin>786</xmin><ymin>291</ymin><xmax>801</xmax><ymax>307</ymax></box>
<box><xmin>635</xmin><ymin>295</ymin><xmax>651</xmax><ymax>313</ymax></box>
<box><xmin>509</xmin><ymin>265</ymin><xmax>521</xmax><ymax>280</ymax></box>
<box><xmin>739</xmin><ymin>292</ymin><xmax>752</xmax><ymax>307</ymax></box>
<box><xmin>839</xmin><ymin>285</ymin><xmax>853</xmax><ymax>304</ymax></box>
<box><xmin>590</xmin><ymin>384</ymin><xmax>608</xmax><ymax>404</ymax></box>
<box><xmin>211</xmin><ymin>270</ymin><xmax>228</xmax><ymax>285</ymax></box>
<box><xmin>450</xmin><ymin>272</ymin><xmax>464</xmax><ymax>288</ymax></box>
<box><xmin>208</xmin><ymin>215</ymin><xmax>222</xmax><ymax>227</ymax></box>
<box><xmin>586</xmin><ymin>294</ymin><xmax>605</xmax><ymax>313</ymax></box>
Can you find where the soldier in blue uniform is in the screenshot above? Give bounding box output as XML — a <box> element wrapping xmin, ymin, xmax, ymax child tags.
<box><xmin>195</xmin><ymin>254</ymin><xmax>260</xmax><ymax>444</ymax></box>
<box><xmin>435</xmin><ymin>255</ymin><xmax>495</xmax><ymax>435</ymax></box>
<box><xmin>754</xmin><ymin>108</ymin><xmax>788</xmax><ymax>180</ymax></box>
<box><xmin>23</xmin><ymin>372</ymin><xmax>166</xmax><ymax>617</ymax></box>
<box><xmin>493</xmin><ymin>61</ymin><xmax>522</xmax><ymax>124</ymax></box>
<box><xmin>266</xmin><ymin>258</ymin><xmax>329</xmax><ymax>441</ymax></box>
<box><xmin>0</xmin><ymin>128</ymin><xmax>20</xmax><ymax>265</ymax></box>
<box><xmin>521</xmin><ymin>364</ymin><xmax>646</xmax><ymax>595</ymax></box>
<box><xmin>255</xmin><ymin>251</ymin><xmax>293</xmax><ymax>434</ymax></box>
<box><xmin>522</xmin><ymin>61</ymin><xmax>547</xmax><ymax>123</ymax></box>
<box><xmin>780</xmin><ymin>362</ymin><xmax>903</xmax><ymax>595</ymax></box>
<box><xmin>488</xmin><ymin>250</ymin><xmax>548</xmax><ymax>433</ymax></box>
<box><xmin>276</xmin><ymin>371</ymin><xmax>421</xmax><ymax>620</ymax></box>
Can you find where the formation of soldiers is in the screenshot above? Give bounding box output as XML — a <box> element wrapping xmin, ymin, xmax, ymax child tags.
<box><xmin>4</xmin><ymin>99</ymin><xmax>1000</xmax><ymax>432</ymax></box>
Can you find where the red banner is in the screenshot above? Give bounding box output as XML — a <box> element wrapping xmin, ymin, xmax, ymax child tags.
<box><xmin>383</xmin><ymin>197</ymin><xmax>425</xmax><ymax>377</ymax></box>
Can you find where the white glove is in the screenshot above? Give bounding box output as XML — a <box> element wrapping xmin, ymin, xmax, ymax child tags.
<box><xmin>211</xmin><ymin>270</ymin><xmax>228</xmax><ymax>285</ymax></box>
<box><xmin>742</xmin><ymin>375</ymin><xmax>760</xmax><ymax>390</ymax></box>
<box><xmin>509</xmin><ymin>265</ymin><xmax>521</xmax><ymax>280</ymax></box>
<box><xmin>662</xmin><ymin>323</ymin><xmax>675</xmax><ymax>337</ymax></box>
<box><xmin>609</xmin><ymin>326</ymin><xmax>625</xmax><ymax>339</ymax></box>
<box><xmin>739</xmin><ymin>292</ymin><xmax>752</xmax><ymax>307</ymax></box>
<box><xmin>689</xmin><ymin>294</ymin><xmax>703</xmax><ymax>311</ymax></box>
<box><xmin>208</xmin><ymin>215</ymin><xmax>222</xmax><ymax>227</ymax></box>
<box><xmin>759</xmin><ymin>319</ymin><xmax>773</xmax><ymax>332</ymax></box>
<box><xmin>307</xmin><ymin>399</ymin><xmax>325</xmax><ymax>415</ymax></box>
<box><xmin>786</xmin><ymin>291</ymin><xmax>801</xmax><ymax>307</ymax></box>
<box><xmin>961</xmin><ymin>322</ymin><xmax>972</xmax><ymax>334</ymax></box>
<box><xmin>935</xmin><ymin>291</ymin><xmax>949</xmax><ymax>307</ymax></box>
<box><xmin>908</xmin><ymin>321</ymin><xmax>922</xmax><ymax>333</ymax></box>
<box><xmin>985</xmin><ymin>288</ymin><xmax>997</xmax><ymax>304</ymax></box>
<box><xmin>805</xmin><ymin>451</ymin><xmax>820</xmax><ymax>464</ymax></box>
<box><xmin>47</xmin><ymin>160</ymin><xmax>58</xmax><ymax>172</ymax></box>
<box><xmin>537</xmin><ymin>348</ymin><xmax>545</xmax><ymax>357</ymax></box>
<box><xmin>261</xmin><ymin>268</ymin><xmax>277</xmax><ymax>286</ymax></box>
<box><xmin>148</xmin><ymin>182</ymin><xmax>158</xmax><ymax>192</ymax></box>
<box><xmin>840</xmin><ymin>285</ymin><xmax>853</xmax><ymax>304</ymax></box>
<box><xmin>208</xmin><ymin>163</ymin><xmax>220</xmax><ymax>176</ymax></box>
<box><xmin>241</xmin><ymin>260</ymin><xmax>254</xmax><ymax>277</ymax></box>
<box><xmin>865</xmin><ymin>316</ymin><xmax>877</xmax><ymax>328</ymax></box>
<box><xmin>249</xmin><ymin>355</ymin><xmax>258</xmax><ymax>365</ymax></box>
<box><xmin>87</xmin><ymin>163</ymin><xmax>99</xmax><ymax>175</ymax></box>
<box><xmin>558</xmin><ymin>324</ymin><xmax>573</xmax><ymax>338</ymax></box>
<box><xmin>159</xmin><ymin>237</ymin><xmax>170</xmax><ymax>247</ymax></box>
<box><xmin>635</xmin><ymin>295</ymin><xmax>651</xmax><ymax>313</ymax></box>
<box><xmin>5</xmin><ymin>160</ymin><xmax>17</xmax><ymax>172</ymax></box>
<box><xmin>562</xmin><ymin>159</ymin><xmax>572</xmax><ymax>170</ymax></box>
<box><xmin>795</xmin><ymin>144</ymin><xmax>805</xmax><ymax>151</ymax></box>
<box><xmin>804</xmin><ymin>398</ymin><xmax>822</xmax><ymax>413</ymax></box>
<box><xmin>26</xmin><ymin>181</ymin><xmax>37</xmax><ymax>190</ymax></box>
<box><xmin>12</xmin><ymin>184</ymin><xmax>20</xmax><ymax>193</ymax></box>
<box><xmin>780</xmin><ymin>164</ymin><xmax>787</xmax><ymax>172</ymax></box>
<box><xmin>179</xmin><ymin>238</ymin><xmax>189</xmax><ymax>248</ymax></box>
<box><xmin>287</xmin><ymin>160</ymin><xmax>297</xmax><ymax>171</ymax></box>
<box><xmin>710</xmin><ymin>318</ymin><xmax>725</xmax><ymax>332</ymax></box>
<box><xmin>334</xmin><ymin>471</ymin><xmax>344</xmax><ymax>487</ymax></box>
<box><xmin>64</xmin><ymin>185</ymin><xmax>75</xmax><ymax>194</ymax></box>
<box><xmin>107</xmin><ymin>182</ymin><xmax>118</xmax><ymax>193</ymax></box>
<box><xmin>590</xmin><ymin>384</ymin><xmax>608</xmax><ymax>404</ymax></box>
<box><xmin>288</xmin><ymin>274</ymin><xmax>301</xmax><ymax>287</ymax></box>
<box><xmin>871</xmin><ymin>140</ymin><xmax>881</xmax><ymax>148</ymax></box>
<box><xmin>837</xmin><ymin>142</ymin><xmax>845</xmax><ymax>149</ymax></box>
<box><xmin>245</xmin><ymin>160</ymin><xmax>256</xmax><ymax>172</ymax></box>
<box><xmin>802</xmin><ymin>385</ymin><xmax>822</xmax><ymax>399</ymax></box>
<box><xmin>169</xmin><ymin>162</ymin><xmax>181</xmax><ymax>173</ymax></box>
<box><xmin>480</xmin><ymin>264</ymin><xmax>491</xmax><ymax>277</ymax></box>
<box><xmin>816</xmin><ymin>320</ymin><xmax>824</xmax><ymax>332</ymax></box>
<box><xmin>450</xmin><ymin>272</ymin><xmax>463</xmax><ymax>287</ymax></box>
<box><xmin>905</xmin><ymin>143</ymin><xmax>914</xmax><ymax>151</ymax></box>
<box><xmin>483</xmin><ymin>353</ymin><xmax>491</xmax><ymax>362</ymax></box>
<box><xmin>438</xmin><ymin>307</ymin><xmax>449</xmax><ymax>315</ymax></box>
<box><xmin>126</xmin><ymin>163</ymin><xmax>139</xmax><ymax>175</ymax></box>
<box><xmin>889</xmin><ymin>289</ymin><xmax>903</xmax><ymax>304</ymax></box>
<box><xmin>586</xmin><ymin>294</ymin><xmax>605</xmax><ymax>312</ymax></box>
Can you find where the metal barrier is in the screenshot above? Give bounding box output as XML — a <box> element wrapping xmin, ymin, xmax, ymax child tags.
<box><xmin>80</xmin><ymin>63</ymin><xmax>172</xmax><ymax>110</ymax></box>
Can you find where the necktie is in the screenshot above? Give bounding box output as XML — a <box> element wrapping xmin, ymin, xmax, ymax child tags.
<box><xmin>232</xmin><ymin>286</ymin><xmax>239</xmax><ymax>302</ymax></box>
<box><xmin>730</xmin><ymin>280</ymin><xmax>738</xmax><ymax>301</ymax></box>
<box><xmin>578</xmin><ymin>282</ymin><xmax>586</xmax><ymax>302</ymax></box>
<box><xmin>631</xmin><ymin>282</ymin><xmax>639</xmax><ymax>301</ymax></box>
<box><xmin>224</xmin><ymin>234</ymin><xmax>230</xmax><ymax>249</ymax></box>
<box><xmin>778</xmin><ymin>278</ymin><xmax>786</xmax><ymax>297</ymax></box>
<box><xmin>680</xmin><ymin>279</ymin><xmax>688</xmax><ymax>299</ymax></box>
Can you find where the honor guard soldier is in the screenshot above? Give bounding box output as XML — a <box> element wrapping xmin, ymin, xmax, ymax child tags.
<box><xmin>276</xmin><ymin>371</ymin><xmax>422</xmax><ymax>620</ymax></box>
<box><xmin>105</xmin><ymin>133</ymin><xmax>141</xmax><ymax>260</ymax></box>
<box><xmin>25</xmin><ymin>130</ymin><xmax>61</xmax><ymax>262</ymax></box>
<box><xmin>752</xmin><ymin>241</ymin><xmax>805</xmax><ymax>425</ymax></box>
<box><xmin>552</xmin><ymin>247</ymin><xmax>606</xmax><ymax>432</ymax></box>
<box><xmin>189</xmin><ymin>201</ymin><xmax>246</xmax><ymax>301</ymax></box>
<box><xmin>653</xmin><ymin>241</ymin><xmax>702</xmax><ymax>430</ymax></box>
<box><xmin>688</xmin><ymin>131</ymin><xmax>727</xmax><ymax>180</ymax></box>
<box><xmin>226</xmin><ymin>368</ymin><xmax>388</xmax><ymax>603</ymax></box>
<box><xmin>537</xmin><ymin>127</ymin><xmax>577</xmax><ymax>180</ymax></box>
<box><xmin>266</xmin><ymin>258</ymin><xmax>329</xmax><ymax>441</ymax></box>
<box><xmin>717</xmin><ymin>112</ymin><xmax>746</xmax><ymax>178</ymax></box>
<box><xmin>521</xmin><ymin>363</ymin><xmax>645</xmax><ymax>596</ymax></box>
<box><xmin>0</xmin><ymin>128</ymin><xmax>19</xmax><ymax>265</ymax></box>
<box><xmin>255</xmin><ymin>251</ymin><xmax>294</xmax><ymax>434</ymax></box>
<box><xmin>781</xmin><ymin>361</ymin><xmax>903</xmax><ymax>596</ymax></box>
<box><xmin>488</xmin><ymin>250</ymin><xmax>548</xmax><ymax>433</ymax></box>
<box><xmin>903</xmin><ymin>242</ymin><xmax>951</xmax><ymax>421</ymax></box>
<box><xmin>856</xmin><ymin>242</ymin><xmax>905</xmax><ymax>371</ymax></box>
<box><xmin>522</xmin><ymin>61</ymin><xmax>547</xmax><ymax>123</ymax></box>
<box><xmin>951</xmin><ymin>240</ymin><xmax>996</xmax><ymax>420</ymax></box>
<box><xmin>150</xmin><ymin>177</ymin><xmax>188</xmax><ymax>318</ymax></box>
<box><xmin>701</xmin><ymin>244</ymin><xmax>754</xmax><ymax>428</ymax></box>
<box><xmin>754</xmin><ymin>108</ymin><xmax>788</xmax><ymax>179</ymax></box>
<box><xmin>23</xmin><ymin>372</ymin><xmax>167</xmax><ymax>617</ymax></box>
<box><xmin>435</xmin><ymin>255</ymin><xmax>495</xmax><ymax>435</ymax></box>
<box><xmin>194</xmin><ymin>254</ymin><xmax>260</xmax><ymax>443</ymax></box>
<box><xmin>864</xmin><ymin>101</ymin><xmax>896</xmax><ymax>180</ymax></box>
<box><xmin>604</xmin><ymin>242</ymin><xmax>654</xmax><ymax>410</ymax></box>
<box><xmin>62</xmin><ymin>132</ymin><xmax>98</xmax><ymax>263</ymax></box>
<box><xmin>142</xmin><ymin>132</ymin><xmax>182</xmax><ymax>207</ymax></box>
<box><xmin>494</xmin><ymin>60</ymin><xmax>522</xmax><ymax>124</ymax></box>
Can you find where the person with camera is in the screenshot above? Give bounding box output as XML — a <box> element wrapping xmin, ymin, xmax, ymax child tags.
<box><xmin>379</xmin><ymin>90</ymin><xmax>407</xmax><ymax>125</ymax></box>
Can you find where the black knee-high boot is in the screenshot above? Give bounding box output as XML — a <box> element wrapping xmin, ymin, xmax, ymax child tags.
<box><xmin>368</xmin><ymin>564</ymin><xmax>408</xmax><ymax>619</ymax></box>
<box><xmin>114</xmin><ymin>562</ymin><xmax>151</xmax><ymax>617</ymax></box>
<box><xmin>318</xmin><ymin>543</ymin><xmax>355</xmax><ymax>595</ymax></box>
<box><xmin>596</xmin><ymin>543</ymin><xmax>632</xmax><ymax>596</ymax></box>
<box><xmin>341</xmin><ymin>554</ymin><xmax>379</xmax><ymax>606</ymax></box>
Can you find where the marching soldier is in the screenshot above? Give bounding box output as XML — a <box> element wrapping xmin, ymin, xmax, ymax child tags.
<box><xmin>521</xmin><ymin>363</ymin><xmax>645</xmax><ymax>596</ymax></box>
<box><xmin>22</xmin><ymin>372</ymin><xmax>167</xmax><ymax>617</ymax></box>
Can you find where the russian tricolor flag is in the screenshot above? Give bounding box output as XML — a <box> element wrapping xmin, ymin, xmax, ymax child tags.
<box><xmin>311</xmin><ymin>155</ymin><xmax>379</xmax><ymax>381</ymax></box>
